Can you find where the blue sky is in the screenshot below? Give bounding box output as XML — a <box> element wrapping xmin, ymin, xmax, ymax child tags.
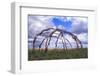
<box><xmin>52</xmin><ymin>17</ymin><xmax>72</xmax><ymax>31</ymax></box>
<box><xmin>28</xmin><ymin>15</ymin><xmax>88</xmax><ymax>49</ymax></box>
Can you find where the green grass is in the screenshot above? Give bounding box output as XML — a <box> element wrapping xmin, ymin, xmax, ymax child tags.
<box><xmin>28</xmin><ymin>48</ymin><xmax>88</xmax><ymax>61</ymax></box>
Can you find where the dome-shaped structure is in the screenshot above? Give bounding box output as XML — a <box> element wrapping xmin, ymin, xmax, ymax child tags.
<box><xmin>33</xmin><ymin>28</ymin><xmax>83</xmax><ymax>53</ymax></box>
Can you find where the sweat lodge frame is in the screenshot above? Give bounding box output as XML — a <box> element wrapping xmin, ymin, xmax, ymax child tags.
<box><xmin>11</xmin><ymin>2</ymin><xmax>96</xmax><ymax>74</ymax></box>
<box><xmin>32</xmin><ymin>27</ymin><xmax>83</xmax><ymax>53</ymax></box>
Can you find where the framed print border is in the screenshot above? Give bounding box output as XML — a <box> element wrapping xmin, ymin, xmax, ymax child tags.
<box><xmin>11</xmin><ymin>2</ymin><xmax>96</xmax><ymax>74</ymax></box>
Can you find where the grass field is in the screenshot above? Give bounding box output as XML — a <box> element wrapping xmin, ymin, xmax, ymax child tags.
<box><xmin>28</xmin><ymin>48</ymin><xmax>88</xmax><ymax>61</ymax></box>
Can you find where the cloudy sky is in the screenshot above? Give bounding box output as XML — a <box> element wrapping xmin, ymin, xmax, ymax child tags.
<box><xmin>28</xmin><ymin>15</ymin><xmax>88</xmax><ymax>49</ymax></box>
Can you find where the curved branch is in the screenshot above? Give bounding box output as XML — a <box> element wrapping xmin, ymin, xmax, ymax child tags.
<box><xmin>65</xmin><ymin>38</ymin><xmax>72</xmax><ymax>48</ymax></box>
<box><xmin>61</xmin><ymin>32</ymin><xmax>67</xmax><ymax>50</ymax></box>
<box><xmin>60</xmin><ymin>33</ymin><xmax>66</xmax><ymax>50</ymax></box>
<box><xmin>33</xmin><ymin>36</ymin><xmax>37</xmax><ymax>49</ymax></box>
<box><xmin>48</xmin><ymin>29</ymin><xmax>57</xmax><ymax>46</ymax></box>
<box><xmin>72</xmin><ymin>35</ymin><xmax>79</xmax><ymax>48</ymax></box>
<box><xmin>44</xmin><ymin>38</ymin><xmax>49</xmax><ymax>53</ymax></box>
<box><xmin>55</xmin><ymin>32</ymin><xmax>61</xmax><ymax>47</ymax></box>
<box><xmin>76</xmin><ymin>38</ymin><xmax>83</xmax><ymax>48</ymax></box>
<box><xmin>37</xmin><ymin>28</ymin><xmax>54</xmax><ymax>36</ymax></box>
<box><xmin>44</xmin><ymin>29</ymin><xmax>59</xmax><ymax>52</ymax></box>
<box><xmin>38</xmin><ymin>38</ymin><xmax>46</xmax><ymax>50</ymax></box>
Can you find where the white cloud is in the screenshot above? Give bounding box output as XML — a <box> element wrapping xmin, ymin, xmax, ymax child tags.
<box><xmin>28</xmin><ymin>16</ymin><xmax>55</xmax><ymax>38</ymax></box>
<box><xmin>77</xmin><ymin>33</ymin><xmax>88</xmax><ymax>42</ymax></box>
<box><xmin>71</xmin><ymin>17</ymin><xmax>88</xmax><ymax>34</ymax></box>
